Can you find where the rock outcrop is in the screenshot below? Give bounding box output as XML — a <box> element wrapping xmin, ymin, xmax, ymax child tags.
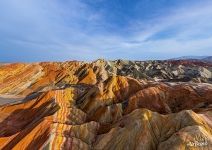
<box><xmin>0</xmin><ymin>59</ymin><xmax>211</xmax><ymax>149</ymax></box>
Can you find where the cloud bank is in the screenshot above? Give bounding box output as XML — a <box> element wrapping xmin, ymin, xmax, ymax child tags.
<box><xmin>0</xmin><ymin>0</ymin><xmax>212</xmax><ymax>62</ymax></box>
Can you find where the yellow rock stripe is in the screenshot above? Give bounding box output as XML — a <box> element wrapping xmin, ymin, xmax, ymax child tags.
<box><xmin>50</xmin><ymin>90</ymin><xmax>74</xmax><ymax>149</ymax></box>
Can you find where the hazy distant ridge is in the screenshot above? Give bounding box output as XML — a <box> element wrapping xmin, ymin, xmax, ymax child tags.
<box><xmin>171</xmin><ymin>56</ymin><xmax>212</xmax><ymax>62</ymax></box>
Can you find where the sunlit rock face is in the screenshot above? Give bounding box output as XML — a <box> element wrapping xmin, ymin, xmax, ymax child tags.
<box><xmin>0</xmin><ymin>59</ymin><xmax>211</xmax><ymax>150</ymax></box>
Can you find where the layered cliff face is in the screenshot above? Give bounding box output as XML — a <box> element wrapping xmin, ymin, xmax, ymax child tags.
<box><xmin>0</xmin><ymin>60</ymin><xmax>211</xmax><ymax>150</ymax></box>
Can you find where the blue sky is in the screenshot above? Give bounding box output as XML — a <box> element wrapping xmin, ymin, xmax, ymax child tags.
<box><xmin>0</xmin><ymin>0</ymin><xmax>212</xmax><ymax>62</ymax></box>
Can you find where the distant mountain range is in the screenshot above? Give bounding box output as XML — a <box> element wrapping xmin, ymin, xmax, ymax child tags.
<box><xmin>1</xmin><ymin>56</ymin><xmax>212</xmax><ymax>63</ymax></box>
<box><xmin>171</xmin><ymin>56</ymin><xmax>212</xmax><ymax>62</ymax></box>
<box><xmin>202</xmin><ymin>56</ymin><xmax>212</xmax><ymax>62</ymax></box>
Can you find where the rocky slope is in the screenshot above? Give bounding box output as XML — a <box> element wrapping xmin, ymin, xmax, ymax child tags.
<box><xmin>0</xmin><ymin>59</ymin><xmax>211</xmax><ymax>149</ymax></box>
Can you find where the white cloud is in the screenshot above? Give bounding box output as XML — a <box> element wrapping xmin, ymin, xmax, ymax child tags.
<box><xmin>0</xmin><ymin>0</ymin><xmax>212</xmax><ymax>61</ymax></box>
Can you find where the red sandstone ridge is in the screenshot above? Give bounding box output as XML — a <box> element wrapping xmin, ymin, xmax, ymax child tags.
<box><xmin>0</xmin><ymin>60</ymin><xmax>211</xmax><ymax>149</ymax></box>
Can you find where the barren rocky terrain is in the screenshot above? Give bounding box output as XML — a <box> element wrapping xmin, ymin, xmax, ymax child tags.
<box><xmin>0</xmin><ymin>59</ymin><xmax>211</xmax><ymax>149</ymax></box>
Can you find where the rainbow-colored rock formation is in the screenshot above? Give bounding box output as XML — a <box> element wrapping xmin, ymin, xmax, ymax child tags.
<box><xmin>0</xmin><ymin>59</ymin><xmax>211</xmax><ymax>149</ymax></box>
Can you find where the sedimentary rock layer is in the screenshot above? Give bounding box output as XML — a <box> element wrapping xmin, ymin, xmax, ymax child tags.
<box><xmin>0</xmin><ymin>60</ymin><xmax>211</xmax><ymax>149</ymax></box>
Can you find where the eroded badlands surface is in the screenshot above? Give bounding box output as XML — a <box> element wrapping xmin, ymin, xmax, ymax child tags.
<box><xmin>0</xmin><ymin>59</ymin><xmax>211</xmax><ymax>149</ymax></box>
